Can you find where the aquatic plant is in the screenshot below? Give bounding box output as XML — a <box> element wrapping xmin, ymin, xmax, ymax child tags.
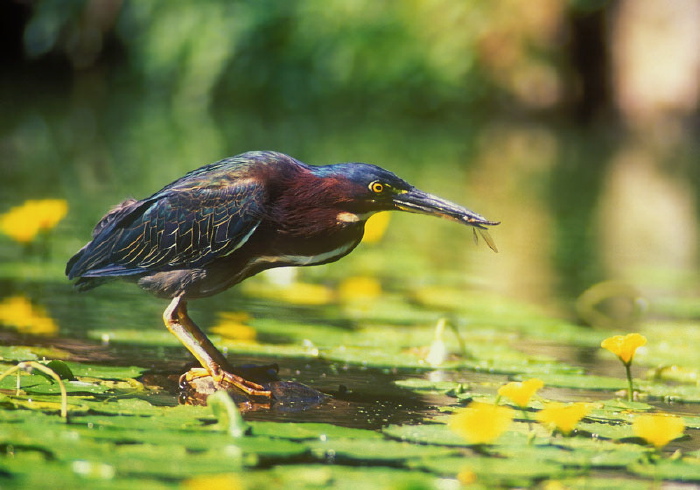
<box><xmin>633</xmin><ymin>413</ymin><xmax>685</xmax><ymax>450</ymax></box>
<box><xmin>448</xmin><ymin>401</ymin><xmax>515</xmax><ymax>445</ymax></box>
<box><xmin>0</xmin><ymin>295</ymin><xmax>58</xmax><ymax>335</ymax></box>
<box><xmin>498</xmin><ymin>378</ymin><xmax>544</xmax><ymax>408</ymax></box>
<box><xmin>601</xmin><ymin>333</ymin><xmax>647</xmax><ymax>401</ymax></box>
<box><xmin>536</xmin><ymin>402</ymin><xmax>591</xmax><ymax>436</ymax></box>
<box><xmin>0</xmin><ymin>199</ymin><xmax>68</xmax><ymax>244</ymax></box>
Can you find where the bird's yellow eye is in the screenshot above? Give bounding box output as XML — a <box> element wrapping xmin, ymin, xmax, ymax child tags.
<box><xmin>370</xmin><ymin>181</ymin><xmax>385</xmax><ymax>193</ymax></box>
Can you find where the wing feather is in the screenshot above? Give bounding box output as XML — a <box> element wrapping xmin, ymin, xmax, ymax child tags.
<box><xmin>66</xmin><ymin>181</ymin><xmax>265</xmax><ymax>279</ymax></box>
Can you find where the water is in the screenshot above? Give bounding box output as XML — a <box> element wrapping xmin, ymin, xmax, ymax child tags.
<box><xmin>2</xmin><ymin>80</ymin><xmax>700</xmax><ymax>457</ymax></box>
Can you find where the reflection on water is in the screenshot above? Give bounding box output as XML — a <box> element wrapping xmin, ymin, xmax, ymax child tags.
<box><xmin>600</xmin><ymin>145</ymin><xmax>697</xmax><ymax>291</ymax></box>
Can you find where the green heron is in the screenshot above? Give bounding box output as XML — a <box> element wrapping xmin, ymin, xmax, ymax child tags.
<box><xmin>66</xmin><ymin>151</ymin><xmax>498</xmax><ymax>399</ymax></box>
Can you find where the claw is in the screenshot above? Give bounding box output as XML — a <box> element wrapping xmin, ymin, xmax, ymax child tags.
<box><xmin>181</xmin><ymin>366</ymin><xmax>273</xmax><ymax>399</ymax></box>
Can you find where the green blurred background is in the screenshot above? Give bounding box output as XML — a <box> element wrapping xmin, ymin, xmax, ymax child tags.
<box><xmin>1</xmin><ymin>0</ymin><xmax>699</xmax><ymax>322</ymax></box>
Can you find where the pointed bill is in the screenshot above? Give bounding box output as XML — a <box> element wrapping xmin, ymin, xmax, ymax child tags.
<box><xmin>392</xmin><ymin>188</ymin><xmax>500</xmax><ymax>252</ymax></box>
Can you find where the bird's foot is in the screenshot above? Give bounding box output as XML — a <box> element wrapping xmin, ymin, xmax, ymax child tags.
<box><xmin>180</xmin><ymin>367</ymin><xmax>273</xmax><ymax>400</ymax></box>
<box><xmin>179</xmin><ymin>364</ymin><xmax>328</xmax><ymax>410</ymax></box>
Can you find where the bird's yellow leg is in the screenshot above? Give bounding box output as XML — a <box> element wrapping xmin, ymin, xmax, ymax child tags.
<box><xmin>163</xmin><ymin>296</ymin><xmax>272</xmax><ymax>398</ymax></box>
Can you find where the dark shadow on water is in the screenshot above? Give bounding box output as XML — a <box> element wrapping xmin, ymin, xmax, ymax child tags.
<box><xmin>141</xmin><ymin>354</ymin><xmax>450</xmax><ymax>429</ymax></box>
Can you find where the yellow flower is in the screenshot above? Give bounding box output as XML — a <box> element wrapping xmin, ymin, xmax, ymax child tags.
<box><xmin>457</xmin><ymin>468</ymin><xmax>477</xmax><ymax>485</ymax></box>
<box><xmin>183</xmin><ymin>473</ymin><xmax>243</xmax><ymax>490</ymax></box>
<box><xmin>338</xmin><ymin>276</ymin><xmax>382</xmax><ymax>303</ymax></box>
<box><xmin>633</xmin><ymin>413</ymin><xmax>685</xmax><ymax>449</ymax></box>
<box><xmin>362</xmin><ymin>212</ymin><xmax>391</xmax><ymax>244</ymax></box>
<box><xmin>278</xmin><ymin>282</ymin><xmax>334</xmax><ymax>305</ymax></box>
<box><xmin>600</xmin><ymin>333</ymin><xmax>647</xmax><ymax>365</ymax></box>
<box><xmin>253</xmin><ymin>282</ymin><xmax>334</xmax><ymax>305</ymax></box>
<box><xmin>498</xmin><ymin>378</ymin><xmax>544</xmax><ymax>408</ymax></box>
<box><xmin>0</xmin><ymin>295</ymin><xmax>58</xmax><ymax>335</ymax></box>
<box><xmin>0</xmin><ymin>199</ymin><xmax>68</xmax><ymax>244</ymax></box>
<box><xmin>448</xmin><ymin>401</ymin><xmax>514</xmax><ymax>444</ymax></box>
<box><xmin>210</xmin><ymin>312</ymin><xmax>256</xmax><ymax>342</ymax></box>
<box><xmin>536</xmin><ymin>402</ymin><xmax>591</xmax><ymax>435</ymax></box>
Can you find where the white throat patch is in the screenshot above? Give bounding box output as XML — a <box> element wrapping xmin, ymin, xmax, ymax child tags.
<box><xmin>336</xmin><ymin>211</ymin><xmax>374</xmax><ymax>224</ymax></box>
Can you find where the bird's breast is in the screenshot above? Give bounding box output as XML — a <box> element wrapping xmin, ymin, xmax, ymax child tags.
<box><xmin>246</xmin><ymin>216</ymin><xmax>365</xmax><ymax>270</ymax></box>
<box><xmin>249</xmin><ymin>238</ymin><xmax>360</xmax><ymax>268</ymax></box>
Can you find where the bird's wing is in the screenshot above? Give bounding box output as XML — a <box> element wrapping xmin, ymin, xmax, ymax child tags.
<box><xmin>67</xmin><ymin>181</ymin><xmax>266</xmax><ymax>279</ymax></box>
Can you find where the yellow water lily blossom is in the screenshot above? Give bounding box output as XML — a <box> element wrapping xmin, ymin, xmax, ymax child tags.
<box><xmin>498</xmin><ymin>378</ymin><xmax>544</xmax><ymax>408</ymax></box>
<box><xmin>338</xmin><ymin>276</ymin><xmax>382</xmax><ymax>303</ymax></box>
<box><xmin>601</xmin><ymin>333</ymin><xmax>647</xmax><ymax>401</ymax></box>
<box><xmin>457</xmin><ymin>469</ymin><xmax>477</xmax><ymax>485</ymax></box>
<box><xmin>0</xmin><ymin>295</ymin><xmax>58</xmax><ymax>335</ymax></box>
<box><xmin>600</xmin><ymin>333</ymin><xmax>647</xmax><ymax>365</ymax></box>
<box><xmin>536</xmin><ymin>402</ymin><xmax>591</xmax><ymax>435</ymax></box>
<box><xmin>361</xmin><ymin>211</ymin><xmax>391</xmax><ymax>244</ymax></box>
<box><xmin>633</xmin><ymin>413</ymin><xmax>685</xmax><ymax>449</ymax></box>
<box><xmin>260</xmin><ymin>282</ymin><xmax>335</xmax><ymax>305</ymax></box>
<box><xmin>278</xmin><ymin>282</ymin><xmax>334</xmax><ymax>305</ymax></box>
<box><xmin>210</xmin><ymin>312</ymin><xmax>257</xmax><ymax>342</ymax></box>
<box><xmin>0</xmin><ymin>199</ymin><xmax>68</xmax><ymax>244</ymax></box>
<box><xmin>448</xmin><ymin>401</ymin><xmax>515</xmax><ymax>444</ymax></box>
<box><xmin>183</xmin><ymin>473</ymin><xmax>244</xmax><ymax>490</ymax></box>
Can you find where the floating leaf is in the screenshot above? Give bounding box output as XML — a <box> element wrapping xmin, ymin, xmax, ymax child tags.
<box><xmin>250</xmin><ymin>421</ymin><xmax>383</xmax><ymax>441</ymax></box>
<box><xmin>519</xmin><ymin>373</ymin><xmax>628</xmax><ymax>391</ymax></box>
<box><xmin>410</xmin><ymin>455</ymin><xmax>579</xmax><ymax>485</ymax></box>
<box><xmin>629</xmin><ymin>458</ymin><xmax>700</xmax><ymax>482</ymax></box>
<box><xmin>575</xmin><ymin>421</ymin><xmax>635</xmax><ymax>440</ymax></box>
<box><xmin>63</xmin><ymin>363</ymin><xmax>146</xmax><ymax>380</ymax></box>
<box><xmin>384</xmin><ymin>422</ymin><xmax>479</xmax><ymax>447</ymax></box>
<box><xmin>0</xmin><ymin>345</ymin><xmax>69</xmax><ymax>362</ymax></box>
<box><xmin>247</xmin><ymin>464</ymin><xmax>439</xmax><ymax>490</ymax></box>
<box><xmin>308</xmin><ymin>437</ymin><xmax>457</xmax><ymax>462</ymax></box>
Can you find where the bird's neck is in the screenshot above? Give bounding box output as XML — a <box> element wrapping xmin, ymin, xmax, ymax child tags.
<box><xmin>271</xmin><ymin>168</ymin><xmax>370</xmax><ymax>238</ymax></box>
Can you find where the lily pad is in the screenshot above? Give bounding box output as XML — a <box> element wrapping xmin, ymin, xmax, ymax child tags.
<box><xmin>518</xmin><ymin>373</ymin><xmax>628</xmax><ymax>391</ymax></box>
<box><xmin>64</xmin><ymin>363</ymin><xmax>146</xmax><ymax>380</ymax></box>
<box><xmin>245</xmin><ymin>464</ymin><xmax>440</xmax><ymax>490</ymax></box>
<box><xmin>250</xmin><ymin>421</ymin><xmax>383</xmax><ymax>441</ymax></box>
<box><xmin>308</xmin><ymin>437</ymin><xmax>458</xmax><ymax>462</ymax></box>
<box><xmin>628</xmin><ymin>457</ymin><xmax>700</xmax><ymax>482</ymax></box>
<box><xmin>0</xmin><ymin>345</ymin><xmax>69</xmax><ymax>361</ymax></box>
<box><xmin>383</xmin><ymin>422</ymin><xmax>477</xmax><ymax>446</ymax></box>
<box><xmin>410</xmin><ymin>454</ymin><xmax>580</xmax><ymax>485</ymax></box>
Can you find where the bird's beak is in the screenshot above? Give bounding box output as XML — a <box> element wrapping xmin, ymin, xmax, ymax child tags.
<box><xmin>392</xmin><ymin>188</ymin><xmax>499</xmax><ymax>228</ymax></box>
<box><xmin>392</xmin><ymin>188</ymin><xmax>500</xmax><ymax>251</ymax></box>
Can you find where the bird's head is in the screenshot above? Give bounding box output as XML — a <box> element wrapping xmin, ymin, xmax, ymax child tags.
<box><xmin>308</xmin><ymin>162</ymin><xmax>500</xmax><ymax>250</ymax></box>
